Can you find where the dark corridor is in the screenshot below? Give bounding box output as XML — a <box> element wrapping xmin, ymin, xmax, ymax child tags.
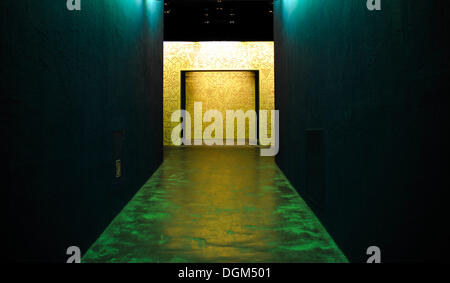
<box><xmin>4</xmin><ymin>0</ymin><xmax>450</xmax><ymax>263</ymax></box>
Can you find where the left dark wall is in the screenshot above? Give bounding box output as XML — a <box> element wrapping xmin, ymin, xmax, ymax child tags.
<box><xmin>3</xmin><ymin>0</ymin><xmax>164</xmax><ymax>262</ymax></box>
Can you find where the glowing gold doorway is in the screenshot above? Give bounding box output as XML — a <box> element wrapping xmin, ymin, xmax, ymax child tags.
<box><xmin>183</xmin><ymin>71</ymin><xmax>257</xmax><ymax>143</ymax></box>
<box><xmin>163</xmin><ymin>42</ymin><xmax>274</xmax><ymax>145</ymax></box>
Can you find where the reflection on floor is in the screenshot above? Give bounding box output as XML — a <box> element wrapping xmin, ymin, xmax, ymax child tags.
<box><xmin>83</xmin><ymin>146</ymin><xmax>347</xmax><ymax>263</ymax></box>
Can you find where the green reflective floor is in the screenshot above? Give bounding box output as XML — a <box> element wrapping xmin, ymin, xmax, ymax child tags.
<box><xmin>83</xmin><ymin>146</ymin><xmax>347</xmax><ymax>263</ymax></box>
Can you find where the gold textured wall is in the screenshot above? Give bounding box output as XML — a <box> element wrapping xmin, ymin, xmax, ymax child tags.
<box><xmin>186</xmin><ymin>71</ymin><xmax>256</xmax><ymax>141</ymax></box>
<box><xmin>164</xmin><ymin>42</ymin><xmax>274</xmax><ymax>145</ymax></box>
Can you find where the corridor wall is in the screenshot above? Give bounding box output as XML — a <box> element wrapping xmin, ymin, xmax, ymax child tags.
<box><xmin>3</xmin><ymin>0</ymin><xmax>164</xmax><ymax>261</ymax></box>
<box><xmin>274</xmin><ymin>0</ymin><xmax>449</xmax><ymax>262</ymax></box>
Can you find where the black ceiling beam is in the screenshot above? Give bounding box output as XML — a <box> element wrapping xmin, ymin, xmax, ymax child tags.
<box><xmin>164</xmin><ymin>0</ymin><xmax>273</xmax><ymax>41</ymax></box>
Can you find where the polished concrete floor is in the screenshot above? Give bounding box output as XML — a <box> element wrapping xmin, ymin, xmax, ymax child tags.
<box><xmin>83</xmin><ymin>146</ymin><xmax>347</xmax><ymax>263</ymax></box>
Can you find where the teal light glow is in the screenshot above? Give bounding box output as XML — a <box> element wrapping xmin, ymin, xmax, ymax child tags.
<box><xmin>113</xmin><ymin>0</ymin><xmax>162</xmax><ymax>32</ymax></box>
<box><xmin>282</xmin><ymin>0</ymin><xmax>299</xmax><ymax>18</ymax></box>
<box><xmin>115</xmin><ymin>0</ymin><xmax>144</xmax><ymax>24</ymax></box>
<box><xmin>146</xmin><ymin>0</ymin><xmax>159</xmax><ymax>12</ymax></box>
<box><xmin>146</xmin><ymin>0</ymin><xmax>163</xmax><ymax>27</ymax></box>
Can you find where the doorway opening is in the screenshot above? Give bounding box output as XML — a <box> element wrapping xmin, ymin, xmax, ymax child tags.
<box><xmin>180</xmin><ymin>70</ymin><xmax>260</xmax><ymax>145</ymax></box>
<box><xmin>163</xmin><ymin>41</ymin><xmax>274</xmax><ymax>146</ymax></box>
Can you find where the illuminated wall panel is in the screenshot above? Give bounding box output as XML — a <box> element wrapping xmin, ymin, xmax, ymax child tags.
<box><xmin>185</xmin><ymin>71</ymin><xmax>256</xmax><ymax>141</ymax></box>
<box><xmin>163</xmin><ymin>42</ymin><xmax>274</xmax><ymax>145</ymax></box>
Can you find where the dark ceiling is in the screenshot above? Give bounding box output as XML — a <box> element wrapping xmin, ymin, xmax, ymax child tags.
<box><xmin>164</xmin><ymin>0</ymin><xmax>274</xmax><ymax>41</ymax></box>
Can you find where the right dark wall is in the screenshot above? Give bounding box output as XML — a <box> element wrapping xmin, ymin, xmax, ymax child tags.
<box><xmin>274</xmin><ymin>0</ymin><xmax>449</xmax><ymax>262</ymax></box>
